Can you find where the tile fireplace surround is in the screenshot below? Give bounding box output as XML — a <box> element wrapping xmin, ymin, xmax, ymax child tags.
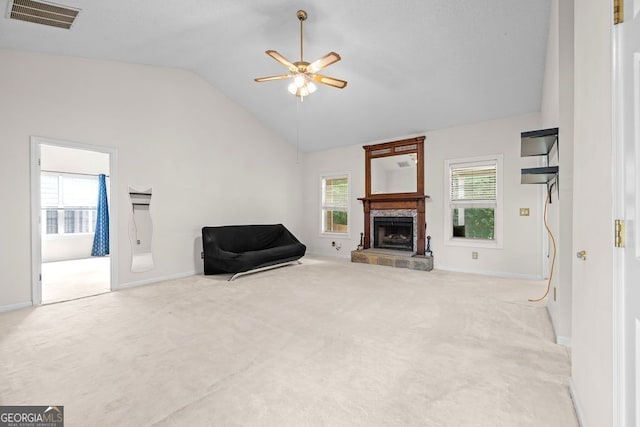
<box><xmin>371</xmin><ymin>209</ymin><xmax>417</xmax><ymax>253</ymax></box>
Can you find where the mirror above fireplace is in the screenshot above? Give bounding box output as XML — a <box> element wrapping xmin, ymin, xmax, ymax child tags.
<box><xmin>371</xmin><ymin>154</ymin><xmax>417</xmax><ymax>194</ymax></box>
<box><xmin>363</xmin><ymin>136</ymin><xmax>425</xmax><ymax>197</ymax></box>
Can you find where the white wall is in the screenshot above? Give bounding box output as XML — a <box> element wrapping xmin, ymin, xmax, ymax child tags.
<box><xmin>571</xmin><ymin>0</ymin><xmax>615</xmax><ymax>424</ymax></box>
<box><xmin>42</xmin><ymin>234</ymin><xmax>95</xmax><ymax>262</ymax></box>
<box><xmin>302</xmin><ymin>144</ymin><xmax>365</xmax><ymax>257</ymax></box>
<box><xmin>539</xmin><ymin>0</ymin><xmax>575</xmax><ymax>345</ymax></box>
<box><xmin>540</xmin><ymin>0</ymin><xmax>560</xmax><ymax>128</ymax></box>
<box><xmin>302</xmin><ymin>113</ymin><xmax>543</xmax><ymax>278</ymax></box>
<box><xmin>426</xmin><ymin>114</ymin><xmax>542</xmax><ymax>277</ymax></box>
<box><xmin>0</xmin><ymin>49</ymin><xmax>302</xmax><ymax>309</ymax></box>
<box><xmin>41</xmin><ymin>144</ymin><xmax>110</xmax><ymax>176</ymax></box>
<box><xmin>556</xmin><ymin>0</ymin><xmax>575</xmax><ymax>345</ymax></box>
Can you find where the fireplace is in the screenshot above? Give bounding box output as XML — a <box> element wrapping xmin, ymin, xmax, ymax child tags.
<box><xmin>373</xmin><ymin>217</ymin><xmax>414</xmax><ymax>252</ymax></box>
<box><xmin>357</xmin><ymin>136</ymin><xmax>430</xmax><ymax>257</ymax></box>
<box><xmin>353</xmin><ymin>136</ymin><xmax>432</xmax><ymax>270</ymax></box>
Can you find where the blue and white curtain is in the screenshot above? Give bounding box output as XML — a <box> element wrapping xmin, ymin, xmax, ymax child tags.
<box><xmin>91</xmin><ymin>174</ymin><xmax>109</xmax><ymax>256</ymax></box>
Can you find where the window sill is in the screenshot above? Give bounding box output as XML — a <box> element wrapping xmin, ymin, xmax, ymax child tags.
<box><xmin>43</xmin><ymin>233</ymin><xmax>95</xmax><ymax>240</ymax></box>
<box><xmin>320</xmin><ymin>231</ymin><xmax>350</xmax><ymax>239</ymax></box>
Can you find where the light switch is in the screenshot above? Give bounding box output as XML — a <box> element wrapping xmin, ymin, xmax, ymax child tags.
<box><xmin>519</xmin><ymin>208</ymin><xmax>530</xmax><ymax>216</ymax></box>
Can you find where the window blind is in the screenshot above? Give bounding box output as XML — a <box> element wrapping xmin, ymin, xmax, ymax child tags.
<box><xmin>40</xmin><ymin>174</ymin><xmax>59</xmax><ymax>207</ymax></box>
<box><xmin>450</xmin><ymin>164</ymin><xmax>496</xmax><ymax>202</ymax></box>
<box><xmin>41</xmin><ymin>174</ymin><xmax>99</xmax><ymax>208</ymax></box>
<box><xmin>323</xmin><ymin>177</ymin><xmax>349</xmax><ymax>208</ymax></box>
<box><xmin>62</xmin><ymin>176</ymin><xmax>98</xmax><ymax>207</ymax></box>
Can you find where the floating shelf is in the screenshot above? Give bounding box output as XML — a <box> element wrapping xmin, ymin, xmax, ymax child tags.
<box><xmin>521</xmin><ymin>127</ymin><xmax>559</xmax><ymax>158</ymax></box>
<box><xmin>521</xmin><ymin>166</ymin><xmax>559</xmax><ymax>184</ymax></box>
<box><xmin>520</xmin><ymin>128</ymin><xmax>559</xmax><ymax>202</ymax></box>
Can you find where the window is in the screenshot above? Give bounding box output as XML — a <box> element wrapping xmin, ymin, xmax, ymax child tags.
<box><xmin>321</xmin><ymin>174</ymin><xmax>349</xmax><ymax>234</ymax></box>
<box><xmin>41</xmin><ymin>173</ymin><xmax>101</xmax><ymax>235</ymax></box>
<box><xmin>445</xmin><ymin>155</ymin><xmax>502</xmax><ymax>247</ymax></box>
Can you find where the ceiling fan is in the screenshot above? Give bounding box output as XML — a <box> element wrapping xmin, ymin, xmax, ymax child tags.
<box><xmin>255</xmin><ymin>10</ymin><xmax>347</xmax><ymax>99</ymax></box>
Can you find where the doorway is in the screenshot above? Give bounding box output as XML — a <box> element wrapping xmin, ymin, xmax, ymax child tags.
<box><xmin>30</xmin><ymin>137</ymin><xmax>118</xmax><ymax>304</ymax></box>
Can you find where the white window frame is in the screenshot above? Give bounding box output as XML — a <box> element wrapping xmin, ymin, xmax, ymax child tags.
<box><xmin>41</xmin><ymin>172</ymin><xmax>101</xmax><ymax>237</ymax></box>
<box><xmin>444</xmin><ymin>154</ymin><xmax>503</xmax><ymax>248</ymax></box>
<box><xmin>320</xmin><ymin>172</ymin><xmax>351</xmax><ymax>237</ymax></box>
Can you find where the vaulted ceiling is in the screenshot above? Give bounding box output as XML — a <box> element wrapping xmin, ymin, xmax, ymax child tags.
<box><xmin>0</xmin><ymin>0</ymin><xmax>551</xmax><ymax>151</ymax></box>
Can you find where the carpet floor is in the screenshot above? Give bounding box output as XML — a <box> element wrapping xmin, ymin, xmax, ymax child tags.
<box><xmin>0</xmin><ymin>256</ymin><xmax>577</xmax><ymax>426</ymax></box>
<box><xmin>42</xmin><ymin>257</ymin><xmax>110</xmax><ymax>303</ymax></box>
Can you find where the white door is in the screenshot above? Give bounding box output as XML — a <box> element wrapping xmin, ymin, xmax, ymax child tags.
<box><xmin>615</xmin><ymin>0</ymin><xmax>640</xmax><ymax>424</ymax></box>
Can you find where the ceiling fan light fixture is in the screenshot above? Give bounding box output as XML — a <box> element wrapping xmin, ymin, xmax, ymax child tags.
<box><xmin>255</xmin><ymin>10</ymin><xmax>346</xmax><ymax>98</ymax></box>
<box><xmin>288</xmin><ymin>81</ymin><xmax>316</xmax><ymax>98</ymax></box>
<box><xmin>293</xmin><ymin>74</ymin><xmax>306</xmax><ymax>88</ymax></box>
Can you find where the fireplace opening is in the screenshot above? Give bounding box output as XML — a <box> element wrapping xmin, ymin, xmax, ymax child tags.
<box><xmin>373</xmin><ymin>217</ymin><xmax>414</xmax><ymax>252</ymax></box>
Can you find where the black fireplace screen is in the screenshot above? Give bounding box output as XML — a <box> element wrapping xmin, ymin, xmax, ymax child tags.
<box><xmin>373</xmin><ymin>217</ymin><xmax>414</xmax><ymax>251</ymax></box>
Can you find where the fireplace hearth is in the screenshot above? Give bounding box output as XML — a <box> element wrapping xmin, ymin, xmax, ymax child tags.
<box><xmin>374</xmin><ymin>217</ymin><xmax>413</xmax><ymax>252</ymax></box>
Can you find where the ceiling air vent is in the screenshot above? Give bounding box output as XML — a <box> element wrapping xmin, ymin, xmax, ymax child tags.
<box><xmin>8</xmin><ymin>0</ymin><xmax>80</xmax><ymax>30</ymax></box>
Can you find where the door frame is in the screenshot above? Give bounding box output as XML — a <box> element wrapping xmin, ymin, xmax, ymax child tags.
<box><xmin>612</xmin><ymin>39</ymin><xmax>626</xmax><ymax>424</ymax></box>
<box><xmin>612</xmin><ymin>10</ymin><xmax>631</xmax><ymax>425</ymax></box>
<box><xmin>30</xmin><ymin>136</ymin><xmax>118</xmax><ymax>305</ymax></box>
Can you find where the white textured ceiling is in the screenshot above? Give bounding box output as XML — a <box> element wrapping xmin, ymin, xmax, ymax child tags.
<box><xmin>0</xmin><ymin>0</ymin><xmax>550</xmax><ymax>151</ymax></box>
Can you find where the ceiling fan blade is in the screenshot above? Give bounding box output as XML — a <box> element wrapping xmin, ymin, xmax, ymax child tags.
<box><xmin>265</xmin><ymin>50</ymin><xmax>298</xmax><ymax>72</ymax></box>
<box><xmin>307</xmin><ymin>52</ymin><xmax>341</xmax><ymax>74</ymax></box>
<box><xmin>254</xmin><ymin>74</ymin><xmax>293</xmax><ymax>82</ymax></box>
<box><xmin>311</xmin><ymin>74</ymin><xmax>348</xmax><ymax>89</ymax></box>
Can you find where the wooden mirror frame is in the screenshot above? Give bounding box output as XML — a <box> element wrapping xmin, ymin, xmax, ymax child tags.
<box><xmin>364</xmin><ymin>136</ymin><xmax>425</xmax><ymax>198</ymax></box>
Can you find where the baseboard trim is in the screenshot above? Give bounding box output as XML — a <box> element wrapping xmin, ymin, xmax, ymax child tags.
<box><xmin>115</xmin><ymin>271</ymin><xmax>196</xmax><ymax>290</ymax></box>
<box><xmin>435</xmin><ymin>265</ymin><xmax>542</xmax><ymax>281</ymax></box>
<box><xmin>306</xmin><ymin>249</ymin><xmax>351</xmax><ymax>259</ymax></box>
<box><xmin>568</xmin><ymin>377</ymin><xmax>584</xmax><ymax>427</ymax></box>
<box><xmin>0</xmin><ymin>301</ymin><xmax>33</xmax><ymax>313</ymax></box>
<box><xmin>545</xmin><ymin>306</ymin><xmax>572</xmax><ymax>347</ymax></box>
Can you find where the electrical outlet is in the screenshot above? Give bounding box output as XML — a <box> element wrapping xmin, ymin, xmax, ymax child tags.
<box><xmin>201</xmin><ymin>251</ymin><xmax>204</xmax><ymax>259</ymax></box>
<box><xmin>472</xmin><ymin>251</ymin><xmax>478</xmax><ymax>259</ymax></box>
<box><xmin>519</xmin><ymin>208</ymin><xmax>530</xmax><ymax>216</ymax></box>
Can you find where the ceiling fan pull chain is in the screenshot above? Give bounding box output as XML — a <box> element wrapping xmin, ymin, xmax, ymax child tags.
<box><xmin>299</xmin><ymin>13</ymin><xmax>304</xmax><ymax>62</ymax></box>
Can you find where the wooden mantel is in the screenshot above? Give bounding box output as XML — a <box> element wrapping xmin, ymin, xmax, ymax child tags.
<box><xmin>358</xmin><ymin>136</ymin><xmax>430</xmax><ymax>255</ymax></box>
<box><xmin>358</xmin><ymin>194</ymin><xmax>430</xmax><ymax>254</ymax></box>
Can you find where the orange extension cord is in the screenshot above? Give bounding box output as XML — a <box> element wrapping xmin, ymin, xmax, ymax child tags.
<box><xmin>529</xmin><ymin>186</ymin><xmax>557</xmax><ymax>303</ymax></box>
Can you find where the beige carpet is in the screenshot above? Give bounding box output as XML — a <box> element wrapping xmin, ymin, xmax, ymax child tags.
<box><xmin>0</xmin><ymin>256</ymin><xmax>577</xmax><ymax>426</ymax></box>
<box><xmin>42</xmin><ymin>257</ymin><xmax>110</xmax><ymax>303</ymax></box>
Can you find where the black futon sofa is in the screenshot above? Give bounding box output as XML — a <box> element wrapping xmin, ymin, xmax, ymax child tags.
<box><xmin>202</xmin><ymin>224</ymin><xmax>306</xmax><ymax>279</ymax></box>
